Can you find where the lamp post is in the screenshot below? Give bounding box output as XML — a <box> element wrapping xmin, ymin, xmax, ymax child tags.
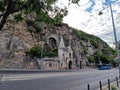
<box><xmin>98</xmin><ymin>3</ymin><xmax>119</xmax><ymax>55</ymax></box>
<box><xmin>109</xmin><ymin>4</ymin><xmax>119</xmax><ymax>56</ymax></box>
<box><xmin>40</xmin><ymin>41</ymin><xmax>44</xmax><ymax>70</ymax></box>
<box><xmin>40</xmin><ymin>33</ymin><xmax>45</xmax><ymax>70</ymax></box>
<box><xmin>98</xmin><ymin>3</ymin><xmax>120</xmax><ymax>78</ymax></box>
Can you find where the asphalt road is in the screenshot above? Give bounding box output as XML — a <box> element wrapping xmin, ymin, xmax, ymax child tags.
<box><xmin>0</xmin><ymin>69</ymin><xmax>119</xmax><ymax>90</ymax></box>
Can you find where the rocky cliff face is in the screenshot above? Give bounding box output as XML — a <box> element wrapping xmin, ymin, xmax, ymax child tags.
<box><xmin>0</xmin><ymin>20</ymin><xmax>112</xmax><ymax>69</ymax></box>
<box><xmin>0</xmin><ymin>21</ymin><xmax>36</xmax><ymax>69</ymax></box>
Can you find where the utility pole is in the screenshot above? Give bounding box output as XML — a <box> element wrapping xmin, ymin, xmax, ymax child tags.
<box><xmin>109</xmin><ymin>4</ymin><xmax>119</xmax><ymax>56</ymax></box>
<box><xmin>109</xmin><ymin>4</ymin><xmax>120</xmax><ymax>78</ymax></box>
<box><xmin>99</xmin><ymin>3</ymin><xmax>120</xmax><ymax>78</ymax></box>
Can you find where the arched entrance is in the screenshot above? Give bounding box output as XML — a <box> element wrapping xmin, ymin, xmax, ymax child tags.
<box><xmin>80</xmin><ymin>61</ymin><xmax>82</xmax><ymax>69</ymax></box>
<box><xmin>68</xmin><ymin>61</ymin><xmax>72</xmax><ymax>70</ymax></box>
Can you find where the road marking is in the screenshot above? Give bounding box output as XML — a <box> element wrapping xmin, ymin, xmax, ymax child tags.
<box><xmin>2</xmin><ymin>70</ymin><xmax>97</xmax><ymax>81</ymax></box>
<box><xmin>1</xmin><ymin>69</ymin><xmax>118</xmax><ymax>82</ymax></box>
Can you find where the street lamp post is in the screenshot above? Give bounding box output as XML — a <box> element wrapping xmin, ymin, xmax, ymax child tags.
<box><xmin>40</xmin><ymin>33</ymin><xmax>45</xmax><ymax>70</ymax></box>
<box><xmin>40</xmin><ymin>41</ymin><xmax>44</xmax><ymax>70</ymax></box>
<box><xmin>98</xmin><ymin>3</ymin><xmax>120</xmax><ymax>78</ymax></box>
<box><xmin>109</xmin><ymin>4</ymin><xmax>120</xmax><ymax>79</ymax></box>
<box><xmin>109</xmin><ymin>4</ymin><xmax>119</xmax><ymax>56</ymax></box>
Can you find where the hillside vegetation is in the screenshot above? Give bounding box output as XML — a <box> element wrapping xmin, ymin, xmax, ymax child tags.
<box><xmin>73</xmin><ymin>29</ymin><xmax>116</xmax><ymax>65</ymax></box>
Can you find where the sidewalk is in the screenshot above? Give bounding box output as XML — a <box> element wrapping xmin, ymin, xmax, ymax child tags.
<box><xmin>101</xmin><ymin>80</ymin><xmax>120</xmax><ymax>90</ymax></box>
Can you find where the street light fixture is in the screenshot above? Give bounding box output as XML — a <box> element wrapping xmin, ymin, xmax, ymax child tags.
<box><xmin>98</xmin><ymin>4</ymin><xmax>119</xmax><ymax>55</ymax></box>
<box><xmin>98</xmin><ymin>3</ymin><xmax>120</xmax><ymax>78</ymax></box>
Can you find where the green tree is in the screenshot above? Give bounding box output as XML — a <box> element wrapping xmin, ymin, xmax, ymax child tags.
<box><xmin>94</xmin><ymin>51</ymin><xmax>113</xmax><ymax>64</ymax></box>
<box><xmin>27</xmin><ymin>46</ymin><xmax>58</xmax><ymax>58</ymax></box>
<box><xmin>0</xmin><ymin>0</ymin><xmax>80</xmax><ymax>31</ymax></box>
<box><xmin>87</xmin><ymin>56</ymin><xmax>95</xmax><ymax>63</ymax></box>
<box><xmin>90</xmin><ymin>40</ymin><xmax>98</xmax><ymax>48</ymax></box>
<box><xmin>44</xmin><ymin>48</ymin><xmax>58</xmax><ymax>57</ymax></box>
<box><xmin>27</xmin><ymin>46</ymin><xmax>42</xmax><ymax>58</ymax></box>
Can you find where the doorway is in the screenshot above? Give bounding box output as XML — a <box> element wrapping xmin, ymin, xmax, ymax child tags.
<box><xmin>68</xmin><ymin>61</ymin><xmax>72</xmax><ymax>70</ymax></box>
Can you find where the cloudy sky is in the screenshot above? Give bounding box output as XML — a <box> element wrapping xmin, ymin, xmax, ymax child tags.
<box><xmin>56</xmin><ymin>0</ymin><xmax>120</xmax><ymax>47</ymax></box>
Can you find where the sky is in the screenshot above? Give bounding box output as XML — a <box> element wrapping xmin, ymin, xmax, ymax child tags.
<box><xmin>56</xmin><ymin>0</ymin><xmax>120</xmax><ymax>47</ymax></box>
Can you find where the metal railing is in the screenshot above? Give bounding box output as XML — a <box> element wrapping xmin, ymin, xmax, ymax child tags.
<box><xmin>87</xmin><ymin>77</ymin><xmax>119</xmax><ymax>90</ymax></box>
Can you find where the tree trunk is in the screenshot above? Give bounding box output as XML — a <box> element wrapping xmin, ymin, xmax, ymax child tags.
<box><xmin>0</xmin><ymin>13</ymin><xmax>9</xmax><ymax>31</ymax></box>
<box><xmin>0</xmin><ymin>0</ymin><xmax>33</xmax><ymax>31</ymax></box>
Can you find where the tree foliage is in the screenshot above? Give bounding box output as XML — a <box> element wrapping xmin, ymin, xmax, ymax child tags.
<box><xmin>27</xmin><ymin>46</ymin><xmax>58</xmax><ymax>58</ymax></box>
<box><xmin>27</xmin><ymin>46</ymin><xmax>42</xmax><ymax>58</ymax></box>
<box><xmin>94</xmin><ymin>51</ymin><xmax>114</xmax><ymax>64</ymax></box>
<box><xmin>44</xmin><ymin>48</ymin><xmax>58</xmax><ymax>57</ymax></box>
<box><xmin>87</xmin><ymin>56</ymin><xmax>95</xmax><ymax>63</ymax></box>
<box><xmin>0</xmin><ymin>0</ymin><xmax>80</xmax><ymax>31</ymax></box>
<box><xmin>73</xmin><ymin>29</ymin><xmax>100</xmax><ymax>48</ymax></box>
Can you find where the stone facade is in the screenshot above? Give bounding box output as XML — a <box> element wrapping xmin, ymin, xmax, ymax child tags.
<box><xmin>37</xmin><ymin>35</ymin><xmax>76</xmax><ymax>70</ymax></box>
<box><xmin>58</xmin><ymin>36</ymin><xmax>76</xmax><ymax>69</ymax></box>
<box><xmin>87</xmin><ymin>40</ymin><xmax>94</xmax><ymax>55</ymax></box>
<box><xmin>0</xmin><ymin>18</ymin><xmax>111</xmax><ymax>69</ymax></box>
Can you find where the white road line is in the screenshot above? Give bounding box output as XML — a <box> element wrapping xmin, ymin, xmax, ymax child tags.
<box><xmin>1</xmin><ymin>69</ymin><xmax>117</xmax><ymax>82</ymax></box>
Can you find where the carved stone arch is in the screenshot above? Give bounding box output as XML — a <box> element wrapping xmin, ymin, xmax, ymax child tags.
<box><xmin>46</xmin><ymin>34</ymin><xmax>58</xmax><ymax>48</ymax></box>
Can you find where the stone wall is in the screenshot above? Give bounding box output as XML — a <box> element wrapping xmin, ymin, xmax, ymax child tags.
<box><xmin>0</xmin><ymin>21</ymin><xmax>37</xmax><ymax>69</ymax></box>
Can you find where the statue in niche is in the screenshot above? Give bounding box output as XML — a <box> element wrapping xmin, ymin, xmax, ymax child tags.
<box><xmin>49</xmin><ymin>37</ymin><xmax>57</xmax><ymax>48</ymax></box>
